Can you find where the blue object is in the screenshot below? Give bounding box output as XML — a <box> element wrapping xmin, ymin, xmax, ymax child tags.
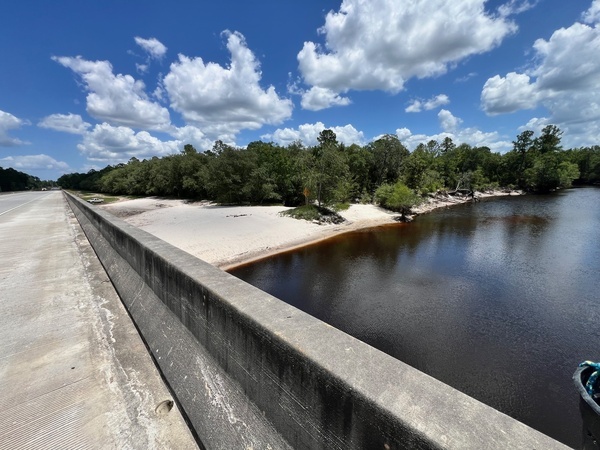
<box><xmin>579</xmin><ymin>361</ymin><xmax>600</xmax><ymax>397</ymax></box>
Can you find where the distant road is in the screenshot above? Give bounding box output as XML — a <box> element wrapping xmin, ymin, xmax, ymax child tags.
<box><xmin>0</xmin><ymin>191</ymin><xmax>51</xmax><ymax>217</ymax></box>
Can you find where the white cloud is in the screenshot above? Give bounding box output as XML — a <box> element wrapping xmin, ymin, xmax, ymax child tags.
<box><xmin>438</xmin><ymin>109</ymin><xmax>462</xmax><ymax>132</ymax></box>
<box><xmin>78</xmin><ymin>123</ymin><xmax>179</xmax><ymax>162</ymax></box>
<box><xmin>405</xmin><ymin>94</ymin><xmax>450</xmax><ymax>113</ymax></box>
<box><xmin>583</xmin><ymin>0</ymin><xmax>600</xmax><ymax>23</ymax></box>
<box><xmin>456</xmin><ymin>72</ymin><xmax>478</xmax><ymax>83</ymax></box>
<box><xmin>0</xmin><ymin>154</ymin><xmax>69</xmax><ymax>171</ymax></box>
<box><xmin>297</xmin><ymin>0</ymin><xmax>518</xmax><ymax>104</ymax></box>
<box><xmin>0</xmin><ymin>110</ymin><xmax>28</xmax><ymax>146</ymax></box>
<box><xmin>481</xmin><ymin>73</ymin><xmax>538</xmax><ymax>114</ymax></box>
<box><xmin>519</xmin><ymin>117</ymin><xmax>549</xmax><ymax>134</ymax></box>
<box><xmin>74</xmin><ymin>122</ymin><xmax>215</xmax><ymax>163</ymax></box>
<box><xmin>497</xmin><ymin>0</ymin><xmax>537</xmax><ymax>18</ymax></box>
<box><xmin>396</xmin><ymin>110</ymin><xmax>512</xmax><ymax>152</ymax></box>
<box><xmin>38</xmin><ymin>113</ymin><xmax>91</xmax><ymax>134</ymax></box>
<box><xmin>481</xmin><ymin>3</ymin><xmax>600</xmax><ymax>146</ymax></box>
<box><xmin>53</xmin><ymin>56</ymin><xmax>171</xmax><ymax>130</ymax></box>
<box><xmin>134</xmin><ymin>37</ymin><xmax>167</xmax><ymax>59</ymax></box>
<box><xmin>163</xmin><ymin>31</ymin><xmax>293</xmax><ymax>140</ymax></box>
<box><xmin>136</xmin><ymin>63</ymin><xmax>149</xmax><ymax>74</ymax></box>
<box><xmin>168</xmin><ymin>125</ymin><xmax>214</xmax><ymax>151</ymax></box>
<box><xmin>262</xmin><ymin>122</ymin><xmax>365</xmax><ymax>147</ymax></box>
<box><xmin>300</xmin><ymin>86</ymin><xmax>351</xmax><ymax>111</ymax></box>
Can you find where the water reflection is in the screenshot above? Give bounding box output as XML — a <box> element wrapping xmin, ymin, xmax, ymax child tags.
<box><xmin>230</xmin><ymin>187</ymin><xmax>600</xmax><ymax>447</ymax></box>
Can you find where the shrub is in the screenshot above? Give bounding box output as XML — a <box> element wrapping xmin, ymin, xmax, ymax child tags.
<box><xmin>375</xmin><ymin>181</ymin><xmax>422</xmax><ymax>214</ymax></box>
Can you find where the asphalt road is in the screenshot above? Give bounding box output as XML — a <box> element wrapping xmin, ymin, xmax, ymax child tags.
<box><xmin>0</xmin><ymin>191</ymin><xmax>197</xmax><ymax>449</ymax></box>
<box><xmin>0</xmin><ymin>191</ymin><xmax>51</xmax><ymax>216</ymax></box>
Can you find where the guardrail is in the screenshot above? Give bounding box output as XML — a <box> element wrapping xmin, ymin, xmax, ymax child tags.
<box><xmin>65</xmin><ymin>192</ymin><xmax>566</xmax><ymax>449</ymax></box>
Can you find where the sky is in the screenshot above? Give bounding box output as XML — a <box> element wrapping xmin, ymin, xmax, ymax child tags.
<box><xmin>1</xmin><ymin>0</ymin><xmax>599</xmax><ymax>180</ymax></box>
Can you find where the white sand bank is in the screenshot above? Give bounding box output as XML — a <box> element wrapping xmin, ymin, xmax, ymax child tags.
<box><xmin>101</xmin><ymin>190</ymin><xmax>522</xmax><ymax>270</ymax></box>
<box><xmin>102</xmin><ymin>200</ymin><xmax>398</xmax><ymax>269</ymax></box>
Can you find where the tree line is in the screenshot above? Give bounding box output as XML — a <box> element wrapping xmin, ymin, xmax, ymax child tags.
<box><xmin>58</xmin><ymin>125</ymin><xmax>599</xmax><ymax>208</ymax></box>
<box><xmin>0</xmin><ymin>167</ymin><xmax>56</xmax><ymax>192</ymax></box>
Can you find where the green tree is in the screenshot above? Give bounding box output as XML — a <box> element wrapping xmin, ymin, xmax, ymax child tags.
<box><xmin>346</xmin><ymin>144</ymin><xmax>373</xmax><ymax>198</ymax></box>
<box><xmin>440</xmin><ymin>136</ymin><xmax>456</xmax><ymax>155</ymax></box>
<box><xmin>368</xmin><ymin>134</ymin><xmax>409</xmax><ymax>187</ymax></box>
<box><xmin>307</xmin><ymin>129</ymin><xmax>351</xmax><ymax>206</ymax></box>
<box><xmin>205</xmin><ymin>141</ymin><xmax>256</xmax><ymax>204</ymax></box>
<box><xmin>375</xmin><ymin>181</ymin><xmax>422</xmax><ymax>216</ymax></box>
<box><xmin>246</xmin><ymin>141</ymin><xmax>298</xmax><ymax>204</ymax></box>
<box><xmin>524</xmin><ymin>153</ymin><xmax>579</xmax><ymax>192</ymax></box>
<box><xmin>179</xmin><ymin>146</ymin><xmax>209</xmax><ymax>198</ymax></box>
<box><xmin>535</xmin><ymin>125</ymin><xmax>563</xmax><ymax>154</ymax></box>
<box><xmin>403</xmin><ymin>144</ymin><xmax>438</xmax><ymax>191</ymax></box>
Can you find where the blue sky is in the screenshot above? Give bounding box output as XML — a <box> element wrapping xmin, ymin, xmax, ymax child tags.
<box><xmin>1</xmin><ymin>0</ymin><xmax>599</xmax><ymax>180</ymax></box>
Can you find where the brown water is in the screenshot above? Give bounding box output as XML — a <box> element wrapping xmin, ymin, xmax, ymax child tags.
<box><xmin>230</xmin><ymin>187</ymin><xmax>600</xmax><ymax>447</ymax></box>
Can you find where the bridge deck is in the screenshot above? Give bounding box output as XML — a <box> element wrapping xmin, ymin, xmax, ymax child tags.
<box><xmin>0</xmin><ymin>192</ymin><xmax>197</xmax><ymax>450</ymax></box>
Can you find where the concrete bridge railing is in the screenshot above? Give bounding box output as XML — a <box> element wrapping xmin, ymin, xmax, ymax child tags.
<box><xmin>65</xmin><ymin>192</ymin><xmax>566</xmax><ymax>449</ymax></box>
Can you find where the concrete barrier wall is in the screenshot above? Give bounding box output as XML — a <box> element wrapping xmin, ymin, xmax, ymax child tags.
<box><xmin>65</xmin><ymin>192</ymin><xmax>566</xmax><ymax>450</ymax></box>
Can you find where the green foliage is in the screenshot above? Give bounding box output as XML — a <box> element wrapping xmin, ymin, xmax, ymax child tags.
<box><xmin>368</xmin><ymin>134</ymin><xmax>409</xmax><ymax>186</ymax></box>
<box><xmin>0</xmin><ymin>166</ymin><xmax>48</xmax><ymax>191</ymax></box>
<box><xmin>524</xmin><ymin>153</ymin><xmax>580</xmax><ymax>192</ymax></box>
<box><xmin>418</xmin><ymin>169</ymin><xmax>444</xmax><ymax>194</ymax></box>
<box><xmin>403</xmin><ymin>144</ymin><xmax>433</xmax><ymax>190</ymax></box>
<box><xmin>55</xmin><ymin>124</ymin><xmax>598</xmax><ymax>206</ymax></box>
<box><xmin>564</xmin><ymin>146</ymin><xmax>600</xmax><ymax>184</ymax></box>
<box><xmin>302</xmin><ymin>129</ymin><xmax>353</xmax><ymax>207</ymax></box>
<box><xmin>375</xmin><ymin>181</ymin><xmax>422</xmax><ymax>214</ymax></box>
<box><xmin>281</xmin><ymin>204</ymin><xmax>344</xmax><ymax>223</ymax></box>
<box><xmin>332</xmin><ymin>202</ymin><xmax>350</xmax><ymax>211</ymax></box>
<box><xmin>536</xmin><ymin>125</ymin><xmax>563</xmax><ymax>154</ymax></box>
<box><xmin>558</xmin><ymin>161</ymin><xmax>580</xmax><ymax>187</ymax></box>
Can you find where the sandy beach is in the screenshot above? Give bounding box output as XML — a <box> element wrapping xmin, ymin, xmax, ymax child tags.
<box><xmin>100</xmin><ymin>190</ymin><xmax>522</xmax><ymax>270</ymax></box>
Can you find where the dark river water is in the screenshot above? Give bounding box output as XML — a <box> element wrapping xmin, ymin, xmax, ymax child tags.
<box><xmin>230</xmin><ymin>187</ymin><xmax>600</xmax><ymax>447</ymax></box>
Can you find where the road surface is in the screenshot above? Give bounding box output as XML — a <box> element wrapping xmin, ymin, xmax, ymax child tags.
<box><xmin>0</xmin><ymin>191</ymin><xmax>197</xmax><ymax>449</ymax></box>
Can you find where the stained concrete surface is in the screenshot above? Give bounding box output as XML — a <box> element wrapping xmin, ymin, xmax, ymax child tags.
<box><xmin>67</xmin><ymin>192</ymin><xmax>569</xmax><ymax>449</ymax></box>
<box><xmin>0</xmin><ymin>191</ymin><xmax>197</xmax><ymax>449</ymax></box>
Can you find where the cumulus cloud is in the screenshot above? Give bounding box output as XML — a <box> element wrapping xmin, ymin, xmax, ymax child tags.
<box><xmin>300</xmin><ymin>86</ymin><xmax>351</xmax><ymax>111</ymax></box>
<box><xmin>0</xmin><ymin>154</ymin><xmax>69</xmax><ymax>171</ymax></box>
<box><xmin>134</xmin><ymin>37</ymin><xmax>167</xmax><ymax>59</ymax></box>
<box><xmin>519</xmin><ymin>117</ymin><xmax>549</xmax><ymax>134</ymax></box>
<box><xmin>163</xmin><ymin>31</ymin><xmax>293</xmax><ymax>139</ymax></box>
<box><xmin>583</xmin><ymin>0</ymin><xmax>600</xmax><ymax>23</ymax></box>
<box><xmin>38</xmin><ymin>113</ymin><xmax>91</xmax><ymax>134</ymax></box>
<box><xmin>481</xmin><ymin>73</ymin><xmax>538</xmax><ymax>114</ymax></box>
<box><xmin>438</xmin><ymin>109</ymin><xmax>463</xmax><ymax>132</ymax></box>
<box><xmin>73</xmin><ymin>122</ymin><xmax>215</xmax><ymax>163</ymax></box>
<box><xmin>168</xmin><ymin>125</ymin><xmax>214</xmax><ymax>152</ymax></box>
<box><xmin>297</xmin><ymin>0</ymin><xmax>518</xmax><ymax>107</ymax></box>
<box><xmin>78</xmin><ymin>122</ymin><xmax>180</xmax><ymax>162</ymax></box>
<box><xmin>482</xmin><ymin>2</ymin><xmax>600</xmax><ymax>146</ymax></box>
<box><xmin>397</xmin><ymin>110</ymin><xmax>512</xmax><ymax>152</ymax></box>
<box><xmin>53</xmin><ymin>56</ymin><xmax>171</xmax><ymax>130</ymax></box>
<box><xmin>405</xmin><ymin>94</ymin><xmax>450</xmax><ymax>113</ymax></box>
<box><xmin>0</xmin><ymin>110</ymin><xmax>28</xmax><ymax>146</ymax></box>
<box><xmin>262</xmin><ymin>122</ymin><xmax>365</xmax><ymax>147</ymax></box>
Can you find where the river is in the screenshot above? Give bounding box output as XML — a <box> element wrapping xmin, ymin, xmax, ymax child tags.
<box><xmin>230</xmin><ymin>187</ymin><xmax>600</xmax><ymax>447</ymax></box>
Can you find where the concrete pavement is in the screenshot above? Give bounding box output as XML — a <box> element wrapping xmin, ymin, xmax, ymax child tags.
<box><xmin>0</xmin><ymin>191</ymin><xmax>198</xmax><ymax>449</ymax></box>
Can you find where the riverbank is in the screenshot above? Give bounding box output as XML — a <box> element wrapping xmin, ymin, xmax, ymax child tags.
<box><xmin>100</xmin><ymin>189</ymin><xmax>523</xmax><ymax>270</ymax></box>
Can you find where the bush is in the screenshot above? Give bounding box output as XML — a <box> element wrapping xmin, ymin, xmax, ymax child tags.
<box><xmin>375</xmin><ymin>181</ymin><xmax>422</xmax><ymax>214</ymax></box>
<box><xmin>281</xmin><ymin>204</ymin><xmax>345</xmax><ymax>224</ymax></box>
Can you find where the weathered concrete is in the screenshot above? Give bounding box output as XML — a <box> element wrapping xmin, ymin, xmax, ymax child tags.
<box><xmin>0</xmin><ymin>191</ymin><xmax>197</xmax><ymax>449</ymax></box>
<box><xmin>66</xmin><ymin>191</ymin><xmax>569</xmax><ymax>449</ymax></box>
